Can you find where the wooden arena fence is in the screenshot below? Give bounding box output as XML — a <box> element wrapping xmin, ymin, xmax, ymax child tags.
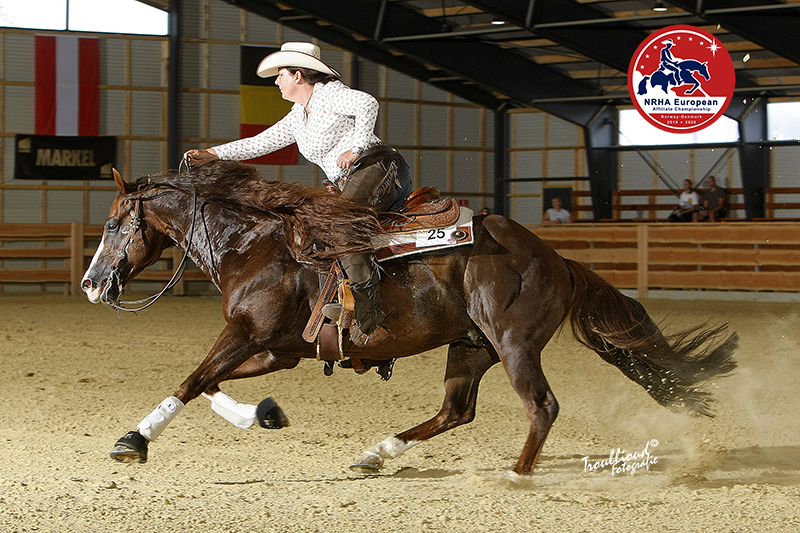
<box><xmin>0</xmin><ymin>223</ymin><xmax>208</xmax><ymax>296</ymax></box>
<box><xmin>1</xmin><ymin>222</ymin><xmax>799</xmax><ymax>297</ymax></box>
<box><xmin>569</xmin><ymin>187</ymin><xmax>800</xmax><ymax>221</ymax></box>
<box><xmin>530</xmin><ymin>222</ymin><xmax>800</xmax><ymax>297</ymax></box>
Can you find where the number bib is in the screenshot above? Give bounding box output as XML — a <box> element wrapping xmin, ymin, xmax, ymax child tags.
<box><xmin>371</xmin><ymin>207</ymin><xmax>474</xmax><ymax>262</ymax></box>
<box><xmin>416</xmin><ymin>225</ymin><xmax>459</xmax><ymax>247</ymax></box>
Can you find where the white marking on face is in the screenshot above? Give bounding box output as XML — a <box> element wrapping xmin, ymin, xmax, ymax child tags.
<box><xmin>82</xmin><ymin>234</ymin><xmax>106</xmax><ymax>303</ymax></box>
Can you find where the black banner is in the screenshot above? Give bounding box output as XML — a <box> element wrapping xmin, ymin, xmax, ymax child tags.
<box><xmin>241</xmin><ymin>45</ymin><xmax>280</xmax><ymax>85</ymax></box>
<box><xmin>14</xmin><ymin>134</ymin><xmax>117</xmax><ymax>180</ymax></box>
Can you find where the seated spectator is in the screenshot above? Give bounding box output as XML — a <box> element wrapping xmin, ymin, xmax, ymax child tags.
<box><xmin>668</xmin><ymin>179</ymin><xmax>699</xmax><ymax>222</ymax></box>
<box><xmin>695</xmin><ymin>175</ymin><xmax>728</xmax><ymax>222</ymax></box>
<box><xmin>542</xmin><ymin>197</ymin><xmax>573</xmax><ymax>224</ymax></box>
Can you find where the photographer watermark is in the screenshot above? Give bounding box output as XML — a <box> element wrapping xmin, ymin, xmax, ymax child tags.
<box><xmin>582</xmin><ymin>439</ymin><xmax>659</xmax><ymax>476</ymax></box>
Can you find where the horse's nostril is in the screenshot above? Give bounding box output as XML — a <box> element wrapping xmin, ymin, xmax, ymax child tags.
<box><xmin>82</xmin><ymin>279</ymin><xmax>93</xmax><ymax>291</ymax></box>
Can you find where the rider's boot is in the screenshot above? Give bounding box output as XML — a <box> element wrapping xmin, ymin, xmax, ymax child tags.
<box><xmin>322</xmin><ymin>253</ymin><xmax>386</xmax><ymax>337</ymax></box>
<box><xmin>343</xmin><ymin>253</ymin><xmax>386</xmax><ymax>337</ymax></box>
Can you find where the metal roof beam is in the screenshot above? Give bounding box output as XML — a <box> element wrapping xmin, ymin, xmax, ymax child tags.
<box><xmin>225</xmin><ymin>0</ymin><xmax>505</xmax><ymax>109</ymax></box>
<box><xmin>669</xmin><ymin>0</ymin><xmax>800</xmax><ymax>65</ymax></box>
<box><xmin>224</xmin><ymin>0</ymin><xmax>606</xmax><ymax>124</ymax></box>
<box><xmin>135</xmin><ymin>0</ymin><xmax>168</xmax><ymax>11</ymax></box>
<box><xmin>464</xmin><ymin>0</ymin><xmax>651</xmax><ymax>74</ymax></box>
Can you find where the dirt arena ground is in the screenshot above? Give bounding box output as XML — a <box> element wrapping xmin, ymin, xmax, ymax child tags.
<box><xmin>1</xmin><ymin>293</ymin><xmax>799</xmax><ymax>532</ymax></box>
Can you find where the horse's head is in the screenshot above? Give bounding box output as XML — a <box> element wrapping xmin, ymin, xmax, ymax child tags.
<box><xmin>81</xmin><ymin>170</ymin><xmax>172</xmax><ymax>306</ymax></box>
<box><xmin>698</xmin><ymin>61</ymin><xmax>710</xmax><ymax>80</ymax></box>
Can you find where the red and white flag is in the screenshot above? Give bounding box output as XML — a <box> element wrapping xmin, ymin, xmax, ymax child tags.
<box><xmin>35</xmin><ymin>35</ymin><xmax>99</xmax><ymax>136</ymax></box>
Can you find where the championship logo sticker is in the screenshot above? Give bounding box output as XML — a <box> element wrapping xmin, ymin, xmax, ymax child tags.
<box><xmin>628</xmin><ymin>25</ymin><xmax>735</xmax><ymax>134</ymax></box>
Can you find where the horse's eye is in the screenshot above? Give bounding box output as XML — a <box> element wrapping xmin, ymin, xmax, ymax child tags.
<box><xmin>106</xmin><ymin>221</ymin><xmax>119</xmax><ymax>232</ymax></box>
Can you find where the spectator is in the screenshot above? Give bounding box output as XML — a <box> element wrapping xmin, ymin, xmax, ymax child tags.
<box><xmin>695</xmin><ymin>176</ymin><xmax>728</xmax><ymax>222</ymax></box>
<box><xmin>542</xmin><ymin>197</ymin><xmax>573</xmax><ymax>224</ymax></box>
<box><xmin>668</xmin><ymin>179</ymin><xmax>700</xmax><ymax>222</ymax></box>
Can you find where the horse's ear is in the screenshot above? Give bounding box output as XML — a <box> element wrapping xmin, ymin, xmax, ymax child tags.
<box><xmin>112</xmin><ymin>168</ymin><xmax>126</xmax><ymax>193</ymax></box>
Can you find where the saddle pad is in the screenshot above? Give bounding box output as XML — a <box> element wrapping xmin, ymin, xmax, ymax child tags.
<box><xmin>378</xmin><ymin>197</ymin><xmax>461</xmax><ymax>235</ymax></box>
<box><xmin>372</xmin><ymin>206</ymin><xmax>474</xmax><ymax>262</ymax></box>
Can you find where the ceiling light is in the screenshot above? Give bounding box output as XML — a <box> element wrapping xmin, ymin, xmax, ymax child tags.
<box><xmin>653</xmin><ymin>1</ymin><xmax>668</xmax><ymax>12</ymax></box>
<box><xmin>491</xmin><ymin>19</ymin><xmax>506</xmax><ymax>25</ymax></box>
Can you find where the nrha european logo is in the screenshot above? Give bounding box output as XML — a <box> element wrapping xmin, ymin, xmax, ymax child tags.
<box><xmin>628</xmin><ymin>25</ymin><xmax>735</xmax><ymax>134</ymax></box>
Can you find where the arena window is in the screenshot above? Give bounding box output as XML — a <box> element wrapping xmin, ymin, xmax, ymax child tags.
<box><xmin>0</xmin><ymin>0</ymin><xmax>168</xmax><ymax>35</ymax></box>
<box><xmin>767</xmin><ymin>101</ymin><xmax>800</xmax><ymax>141</ymax></box>
<box><xmin>618</xmin><ymin>108</ymin><xmax>740</xmax><ymax>146</ymax></box>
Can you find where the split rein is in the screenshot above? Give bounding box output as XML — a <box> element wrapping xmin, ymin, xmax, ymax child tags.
<box><xmin>106</xmin><ymin>159</ymin><xmax>199</xmax><ymax>313</ymax></box>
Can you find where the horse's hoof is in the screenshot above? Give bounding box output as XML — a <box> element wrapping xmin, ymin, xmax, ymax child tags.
<box><xmin>257</xmin><ymin>397</ymin><xmax>289</xmax><ymax>429</ymax></box>
<box><xmin>110</xmin><ymin>430</ymin><xmax>148</xmax><ymax>463</ymax></box>
<box><xmin>349</xmin><ymin>451</ymin><xmax>384</xmax><ymax>473</ymax></box>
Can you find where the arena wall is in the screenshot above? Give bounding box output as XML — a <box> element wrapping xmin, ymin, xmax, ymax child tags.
<box><xmin>1</xmin><ymin>0</ymin><xmax>800</xmax><ymax>293</ymax></box>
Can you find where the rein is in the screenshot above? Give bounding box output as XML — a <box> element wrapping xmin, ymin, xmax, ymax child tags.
<box><xmin>106</xmin><ymin>167</ymin><xmax>200</xmax><ymax>313</ymax></box>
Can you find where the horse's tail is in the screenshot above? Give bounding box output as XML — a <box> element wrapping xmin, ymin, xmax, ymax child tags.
<box><xmin>563</xmin><ymin>258</ymin><xmax>737</xmax><ymax>417</ymax></box>
<box><xmin>637</xmin><ymin>76</ymin><xmax>650</xmax><ymax>95</ymax></box>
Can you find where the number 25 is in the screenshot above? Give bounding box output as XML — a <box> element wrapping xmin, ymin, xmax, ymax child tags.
<box><xmin>428</xmin><ymin>229</ymin><xmax>445</xmax><ymax>240</ymax></box>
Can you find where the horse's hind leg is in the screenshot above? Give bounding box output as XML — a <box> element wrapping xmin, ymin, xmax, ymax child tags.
<box><xmin>502</xmin><ymin>351</ymin><xmax>559</xmax><ymax>474</ymax></box>
<box><xmin>351</xmin><ymin>342</ymin><xmax>498</xmax><ymax>472</ymax></box>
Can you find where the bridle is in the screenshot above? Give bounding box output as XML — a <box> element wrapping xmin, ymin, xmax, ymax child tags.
<box><xmin>104</xmin><ymin>186</ymin><xmax>198</xmax><ymax>313</ymax></box>
<box><xmin>103</xmin><ymin>195</ymin><xmax>141</xmax><ymax>307</ymax></box>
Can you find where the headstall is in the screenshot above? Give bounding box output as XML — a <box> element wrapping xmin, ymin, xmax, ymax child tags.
<box><xmin>105</xmin><ymin>188</ymin><xmax>198</xmax><ymax>313</ymax></box>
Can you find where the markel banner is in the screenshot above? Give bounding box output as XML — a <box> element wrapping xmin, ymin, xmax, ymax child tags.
<box><xmin>14</xmin><ymin>135</ymin><xmax>116</xmax><ymax>180</ymax></box>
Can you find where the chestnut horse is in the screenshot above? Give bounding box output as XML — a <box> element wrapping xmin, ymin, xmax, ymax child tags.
<box><xmin>81</xmin><ymin>161</ymin><xmax>737</xmax><ymax>475</ymax></box>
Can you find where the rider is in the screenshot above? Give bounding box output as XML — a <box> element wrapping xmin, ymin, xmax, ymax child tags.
<box><xmin>659</xmin><ymin>38</ymin><xmax>680</xmax><ymax>78</ymax></box>
<box><xmin>185</xmin><ymin>42</ymin><xmax>412</xmax><ymax>337</ymax></box>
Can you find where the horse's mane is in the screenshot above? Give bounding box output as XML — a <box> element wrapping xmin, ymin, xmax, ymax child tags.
<box><xmin>133</xmin><ymin>160</ymin><xmax>379</xmax><ymax>269</ymax></box>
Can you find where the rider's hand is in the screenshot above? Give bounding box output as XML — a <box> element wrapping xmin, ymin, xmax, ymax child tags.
<box><xmin>337</xmin><ymin>150</ymin><xmax>360</xmax><ymax>171</ymax></box>
<box><xmin>184</xmin><ymin>148</ymin><xmax>219</xmax><ymax>168</ymax></box>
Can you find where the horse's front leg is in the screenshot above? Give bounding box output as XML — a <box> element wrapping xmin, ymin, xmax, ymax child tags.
<box><xmin>351</xmin><ymin>342</ymin><xmax>498</xmax><ymax>472</ymax></box>
<box><xmin>109</xmin><ymin>318</ymin><xmax>270</xmax><ymax>464</ymax></box>
<box><xmin>200</xmin><ymin>352</ymin><xmax>299</xmax><ymax>431</ymax></box>
<box><xmin>683</xmin><ymin>75</ymin><xmax>701</xmax><ymax>95</ymax></box>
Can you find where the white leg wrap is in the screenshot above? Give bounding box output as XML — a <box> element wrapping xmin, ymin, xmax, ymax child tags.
<box><xmin>202</xmin><ymin>392</ymin><xmax>257</xmax><ymax>430</ymax></box>
<box><xmin>137</xmin><ymin>396</ymin><xmax>184</xmax><ymax>442</ymax></box>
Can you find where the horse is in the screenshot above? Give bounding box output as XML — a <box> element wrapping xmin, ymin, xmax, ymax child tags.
<box><xmin>649</xmin><ymin>59</ymin><xmax>710</xmax><ymax>95</ymax></box>
<box><xmin>81</xmin><ymin>161</ymin><xmax>738</xmax><ymax>475</ymax></box>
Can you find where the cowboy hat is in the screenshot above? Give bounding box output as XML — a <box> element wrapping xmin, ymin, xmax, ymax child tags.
<box><xmin>257</xmin><ymin>42</ymin><xmax>342</xmax><ymax>78</ymax></box>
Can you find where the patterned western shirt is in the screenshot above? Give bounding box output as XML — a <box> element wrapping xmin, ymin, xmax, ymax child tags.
<box><xmin>213</xmin><ymin>80</ymin><xmax>382</xmax><ymax>182</ymax></box>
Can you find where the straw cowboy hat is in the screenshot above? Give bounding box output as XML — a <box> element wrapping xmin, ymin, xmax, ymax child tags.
<box><xmin>257</xmin><ymin>42</ymin><xmax>342</xmax><ymax>78</ymax></box>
